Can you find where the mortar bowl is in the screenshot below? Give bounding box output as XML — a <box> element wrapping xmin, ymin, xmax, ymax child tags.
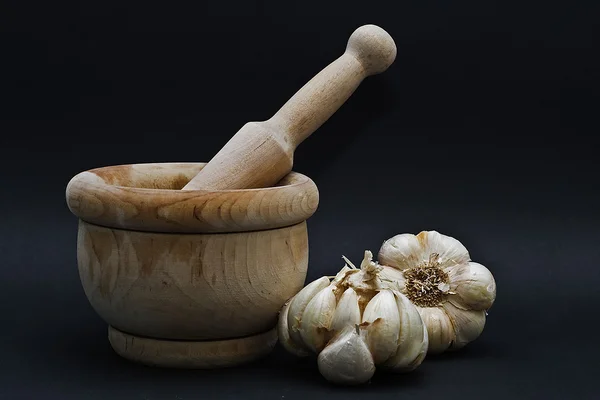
<box><xmin>65</xmin><ymin>162</ymin><xmax>319</xmax><ymax>368</ymax></box>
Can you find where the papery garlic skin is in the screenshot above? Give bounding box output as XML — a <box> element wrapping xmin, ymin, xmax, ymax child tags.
<box><xmin>442</xmin><ymin>302</ymin><xmax>486</xmax><ymax>350</ymax></box>
<box><xmin>277</xmin><ymin>299</ymin><xmax>310</xmax><ymax>357</ymax></box>
<box><xmin>447</xmin><ymin>262</ymin><xmax>496</xmax><ymax>311</ymax></box>
<box><xmin>277</xmin><ymin>251</ymin><xmax>429</xmax><ymax>385</ymax></box>
<box><xmin>299</xmin><ymin>285</ymin><xmax>337</xmax><ymax>352</ymax></box>
<box><xmin>378</xmin><ymin>233</ymin><xmax>422</xmax><ymax>270</ymax></box>
<box><xmin>378</xmin><ymin>230</ymin><xmax>497</xmax><ymax>355</ymax></box>
<box><xmin>286</xmin><ymin>276</ymin><xmax>330</xmax><ymax>350</ymax></box>
<box><xmin>362</xmin><ymin>290</ymin><xmax>400</xmax><ymax>364</ymax></box>
<box><xmin>317</xmin><ymin>325</ymin><xmax>375</xmax><ymax>385</ymax></box>
<box><xmin>384</xmin><ymin>293</ymin><xmax>429</xmax><ymax>371</ymax></box>
<box><xmin>330</xmin><ymin>288</ymin><xmax>361</xmax><ymax>332</ymax></box>
<box><xmin>417</xmin><ymin>306</ymin><xmax>456</xmax><ymax>354</ymax></box>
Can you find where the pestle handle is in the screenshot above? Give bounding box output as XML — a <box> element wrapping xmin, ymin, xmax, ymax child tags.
<box><xmin>182</xmin><ymin>24</ymin><xmax>396</xmax><ymax>191</ymax></box>
<box><xmin>269</xmin><ymin>24</ymin><xmax>397</xmax><ymax>148</ymax></box>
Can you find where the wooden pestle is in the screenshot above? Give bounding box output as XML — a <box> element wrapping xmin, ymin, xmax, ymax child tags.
<box><xmin>182</xmin><ymin>24</ymin><xmax>397</xmax><ymax>191</ymax></box>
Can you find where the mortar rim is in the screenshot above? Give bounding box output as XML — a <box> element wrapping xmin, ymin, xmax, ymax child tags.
<box><xmin>65</xmin><ymin>161</ymin><xmax>320</xmax><ymax>233</ymax></box>
<box><xmin>76</xmin><ymin>161</ymin><xmax>314</xmax><ymax>193</ymax></box>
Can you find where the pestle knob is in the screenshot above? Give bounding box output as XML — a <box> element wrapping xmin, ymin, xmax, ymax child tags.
<box><xmin>182</xmin><ymin>24</ymin><xmax>397</xmax><ymax>191</ymax></box>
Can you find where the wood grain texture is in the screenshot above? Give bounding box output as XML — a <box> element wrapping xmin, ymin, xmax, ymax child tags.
<box><xmin>77</xmin><ymin>219</ymin><xmax>309</xmax><ymax>340</ymax></box>
<box><xmin>182</xmin><ymin>24</ymin><xmax>396</xmax><ymax>191</ymax></box>
<box><xmin>65</xmin><ymin>162</ymin><xmax>319</xmax><ymax>233</ymax></box>
<box><xmin>108</xmin><ymin>326</ymin><xmax>278</xmax><ymax>369</ymax></box>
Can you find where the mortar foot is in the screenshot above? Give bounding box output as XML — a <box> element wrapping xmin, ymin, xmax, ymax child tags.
<box><xmin>108</xmin><ymin>325</ymin><xmax>278</xmax><ymax>369</ymax></box>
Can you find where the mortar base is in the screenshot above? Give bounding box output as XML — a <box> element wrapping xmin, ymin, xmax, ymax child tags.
<box><xmin>108</xmin><ymin>326</ymin><xmax>278</xmax><ymax>369</ymax></box>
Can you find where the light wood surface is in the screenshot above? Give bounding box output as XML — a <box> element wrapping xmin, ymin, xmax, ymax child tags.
<box><xmin>108</xmin><ymin>326</ymin><xmax>278</xmax><ymax>369</ymax></box>
<box><xmin>66</xmin><ymin>162</ymin><xmax>319</xmax><ymax>233</ymax></box>
<box><xmin>77</xmin><ymin>219</ymin><xmax>309</xmax><ymax>340</ymax></box>
<box><xmin>67</xmin><ymin>162</ymin><xmax>318</xmax><ymax>367</ymax></box>
<box><xmin>182</xmin><ymin>24</ymin><xmax>396</xmax><ymax>191</ymax></box>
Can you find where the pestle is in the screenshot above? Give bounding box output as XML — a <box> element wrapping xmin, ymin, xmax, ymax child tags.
<box><xmin>182</xmin><ymin>24</ymin><xmax>397</xmax><ymax>191</ymax></box>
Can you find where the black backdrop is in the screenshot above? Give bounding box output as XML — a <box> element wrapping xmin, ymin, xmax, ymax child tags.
<box><xmin>2</xmin><ymin>1</ymin><xmax>599</xmax><ymax>398</ymax></box>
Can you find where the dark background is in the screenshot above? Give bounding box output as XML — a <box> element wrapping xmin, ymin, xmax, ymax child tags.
<box><xmin>2</xmin><ymin>0</ymin><xmax>599</xmax><ymax>398</ymax></box>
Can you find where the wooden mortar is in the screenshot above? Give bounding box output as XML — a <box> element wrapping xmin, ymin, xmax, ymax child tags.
<box><xmin>65</xmin><ymin>162</ymin><xmax>319</xmax><ymax>368</ymax></box>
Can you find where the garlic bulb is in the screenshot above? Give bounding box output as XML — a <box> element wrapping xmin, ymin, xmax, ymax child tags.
<box><xmin>378</xmin><ymin>230</ymin><xmax>497</xmax><ymax>354</ymax></box>
<box><xmin>278</xmin><ymin>250</ymin><xmax>428</xmax><ymax>385</ymax></box>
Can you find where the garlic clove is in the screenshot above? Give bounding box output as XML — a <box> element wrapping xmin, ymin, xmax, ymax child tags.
<box><xmin>361</xmin><ymin>289</ymin><xmax>400</xmax><ymax>364</ymax></box>
<box><xmin>287</xmin><ymin>276</ymin><xmax>331</xmax><ymax>350</ymax></box>
<box><xmin>378</xmin><ymin>265</ymin><xmax>406</xmax><ymax>292</ymax></box>
<box><xmin>416</xmin><ymin>230</ymin><xmax>470</xmax><ymax>268</ymax></box>
<box><xmin>378</xmin><ymin>233</ymin><xmax>422</xmax><ymax>270</ymax></box>
<box><xmin>384</xmin><ymin>292</ymin><xmax>427</xmax><ymax>370</ymax></box>
<box><xmin>317</xmin><ymin>324</ymin><xmax>376</xmax><ymax>385</ymax></box>
<box><xmin>388</xmin><ymin>324</ymin><xmax>429</xmax><ymax>373</ymax></box>
<box><xmin>331</xmin><ymin>287</ymin><xmax>361</xmax><ymax>332</ymax></box>
<box><xmin>417</xmin><ymin>306</ymin><xmax>456</xmax><ymax>354</ymax></box>
<box><xmin>299</xmin><ymin>285</ymin><xmax>337</xmax><ymax>352</ymax></box>
<box><xmin>446</xmin><ymin>261</ymin><xmax>496</xmax><ymax>311</ymax></box>
<box><xmin>277</xmin><ymin>298</ymin><xmax>310</xmax><ymax>357</ymax></box>
<box><xmin>443</xmin><ymin>302</ymin><xmax>486</xmax><ymax>350</ymax></box>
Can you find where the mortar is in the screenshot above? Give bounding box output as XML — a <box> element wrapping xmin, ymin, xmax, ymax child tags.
<box><xmin>65</xmin><ymin>162</ymin><xmax>319</xmax><ymax>368</ymax></box>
